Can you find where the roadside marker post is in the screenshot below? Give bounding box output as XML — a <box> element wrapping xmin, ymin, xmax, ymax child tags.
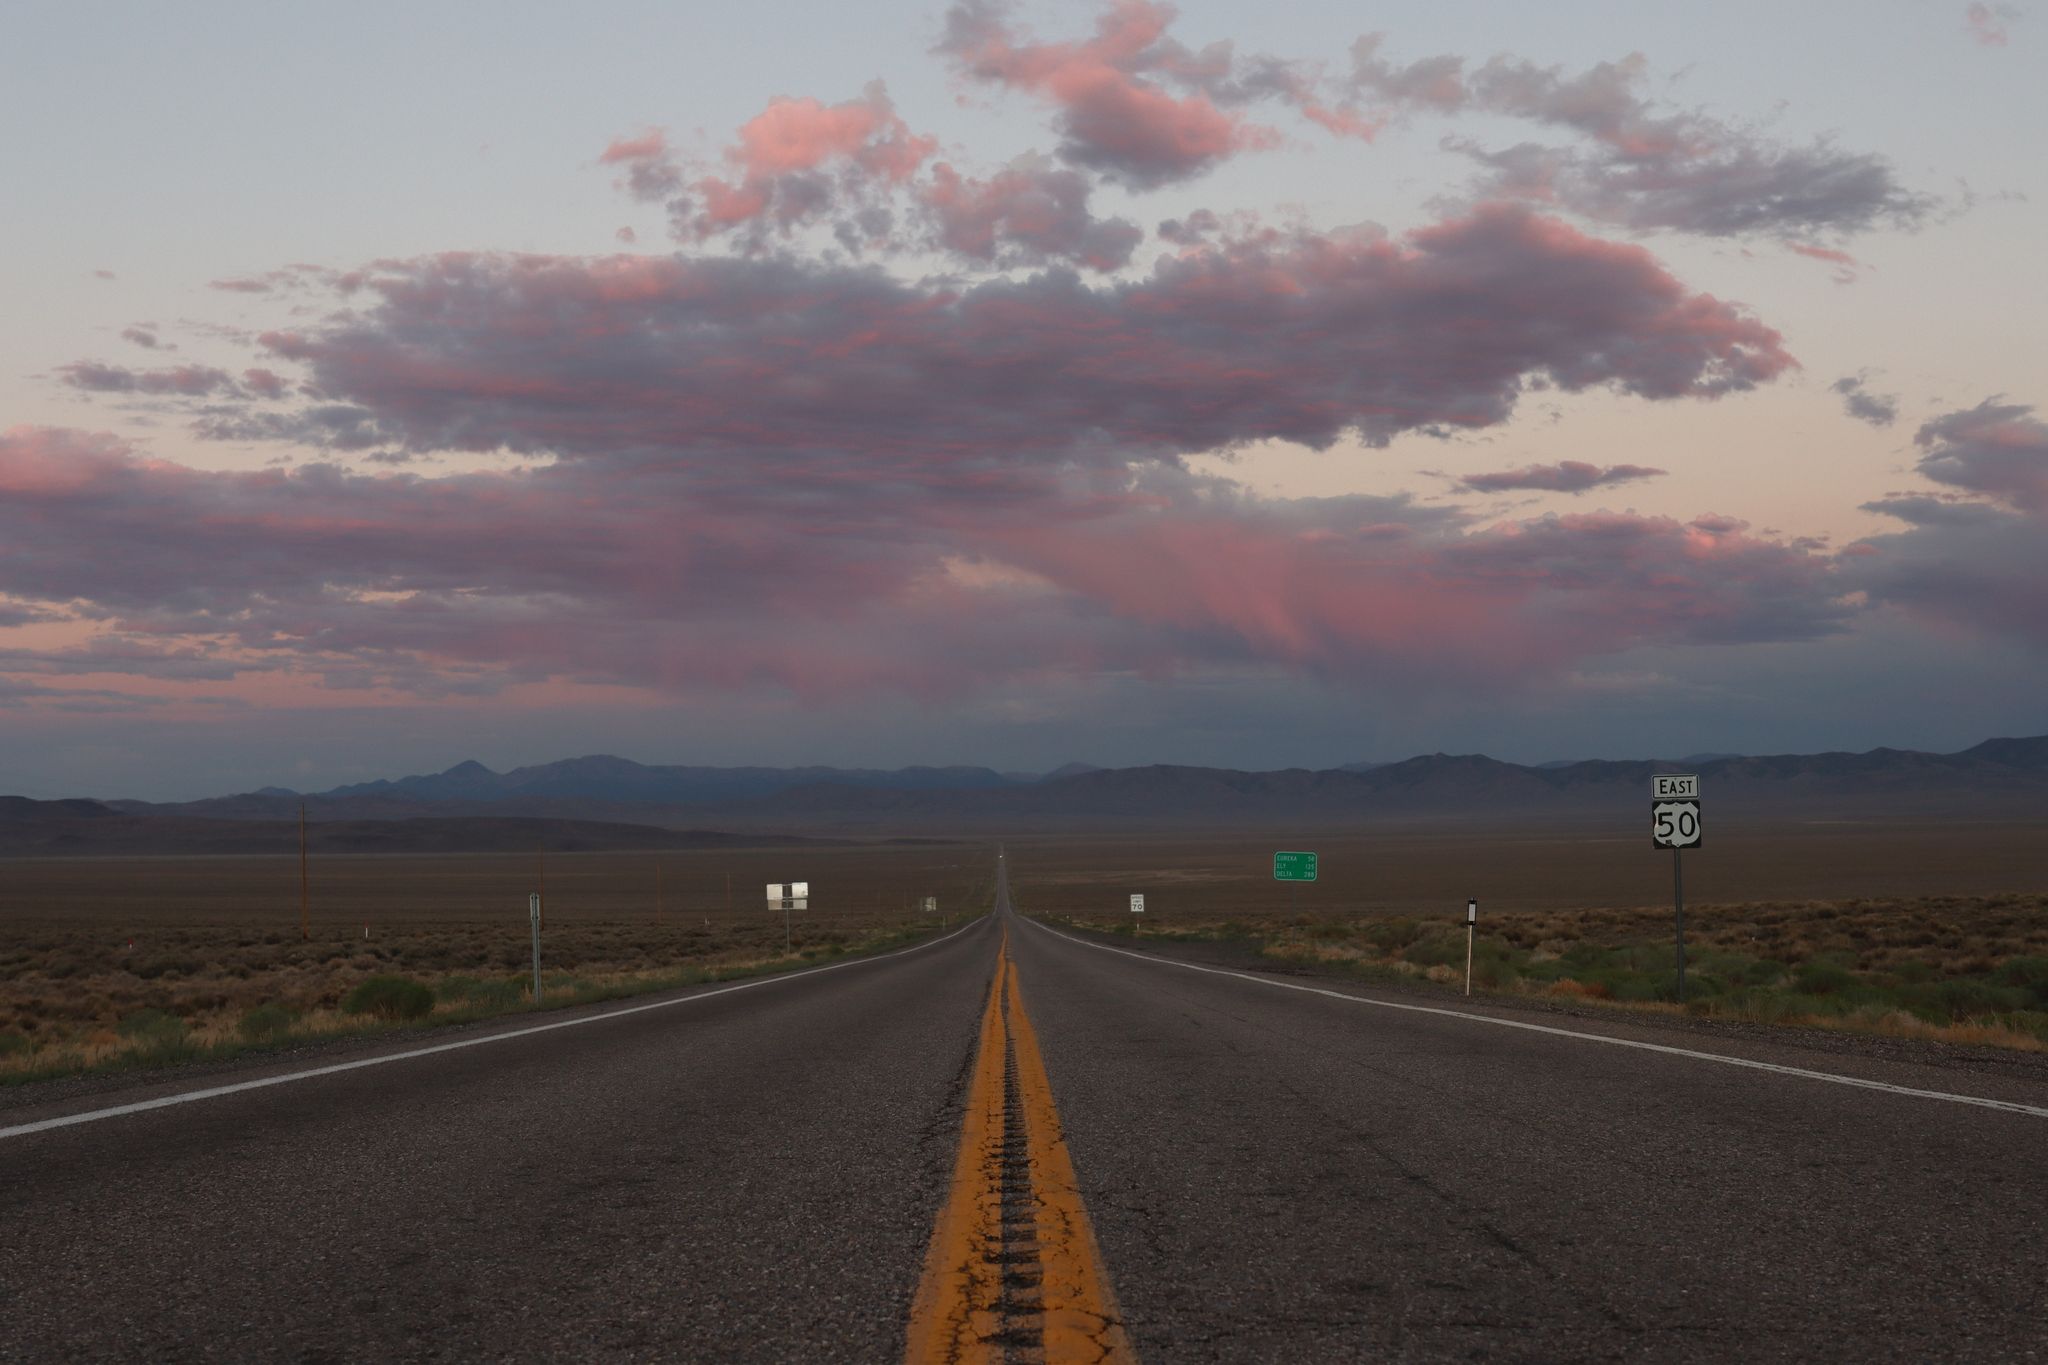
<box><xmin>1651</xmin><ymin>775</ymin><xmax>1703</xmax><ymax>1001</ymax></box>
<box><xmin>1465</xmin><ymin>898</ymin><xmax>1477</xmax><ymax>996</ymax></box>
<box><xmin>528</xmin><ymin>892</ymin><xmax>542</xmax><ymax>1004</ymax></box>
<box><xmin>298</xmin><ymin>801</ymin><xmax>309</xmax><ymax>942</ymax></box>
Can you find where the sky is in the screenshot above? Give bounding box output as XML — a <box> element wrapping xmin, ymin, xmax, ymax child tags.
<box><xmin>2</xmin><ymin>0</ymin><xmax>2044</xmax><ymax>799</ymax></box>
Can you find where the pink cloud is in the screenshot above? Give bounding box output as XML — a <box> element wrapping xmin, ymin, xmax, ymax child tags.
<box><xmin>1965</xmin><ymin>3</ymin><xmax>2015</xmax><ymax>46</ymax></box>
<box><xmin>729</xmin><ymin>91</ymin><xmax>934</xmax><ymax>182</ymax></box>
<box><xmin>598</xmin><ymin>128</ymin><xmax>684</xmax><ymax>201</ymax></box>
<box><xmin>241</xmin><ymin>367</ymin><xmax>289</xmax><ymax>399</ymax></box>
<box><xmin>0</xmin><ymin>426</ymin><xmax>1848</xmax><ymax>707</ymax></box>
<box><xmin>1786</xmin><ymin>240</ymin><xmax>1865</xmax><ymax>283</ymax></box>
<box><xmin>935</xmin><ymin>0</ymin><xmax>1354</xmax><ymax>186</ymax></box>
<box><xmin>922</xmin><ymin>157</ymin><xmax>1142</xmax><ymax>270</ymax></box>
<box><xmin>621</xmin><ymin>84</ymin><xmax>936</xmax><ymax>245</ymax></box>
<box><xmin>244</xmin><ymin>205</ymin><xmax>1790</xmax><ymax>472</ymax></box>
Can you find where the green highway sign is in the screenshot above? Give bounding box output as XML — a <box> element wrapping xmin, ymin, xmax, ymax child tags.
<box><xmin>1273</xmin><ymin>851</ymin><xmax>1318</xmax><ymax>882</ymax></box>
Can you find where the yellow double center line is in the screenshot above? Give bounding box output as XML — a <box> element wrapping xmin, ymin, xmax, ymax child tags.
<box><xmin>905</xmin><ymin>929</ymin><xmax>1137</xmax><ymax>1364</ymax></box>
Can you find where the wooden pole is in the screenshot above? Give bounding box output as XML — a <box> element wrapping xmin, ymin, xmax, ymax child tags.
<box><xmin>537</xmin><ymin>841</ymin><xmax>546</xmax><ymax>931</ymax></box>
<box><xmin>298</xmin><ymin>802</ymin><xmax>309</xmax><ymax>941</ymax></box>
<box><xmin>656</xmin><ymin>860</ymin><xmax>664</xmax><ymax>918</ymax></box>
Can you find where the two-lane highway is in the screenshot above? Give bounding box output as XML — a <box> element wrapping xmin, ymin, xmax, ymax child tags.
<box><xmin>1007</xmin><ymin>915</ymin><xmax>2048</xmax><ymax>1361</ymax></box>
<box><xmin>0</xmin><ymin>918</ymin><xmax>1002</xmax><ymax>1362</ymax></box>
<box><xmin>4</xmin><ymin>851</ymin><xmax>2044</xmax><ymax>1362</ymax></box>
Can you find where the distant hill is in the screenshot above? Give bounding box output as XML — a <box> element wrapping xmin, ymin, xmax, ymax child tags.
<box><xmin>317</xmin><ymin>755</ymin><xmax>1020</xmax><ymax>806</ymax></box>
<box><xmin>697</xmin><ymin>736</ymin><xmax>2048</xmax><ymax>830</ymax></box>
<box><xmin>38</xmin><ymin>734</ymin><xmax>2048</xmax><ymax>840</ymax></box>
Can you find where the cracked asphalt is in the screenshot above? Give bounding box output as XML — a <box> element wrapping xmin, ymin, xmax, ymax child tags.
<box><xmin>3</xmin><ymin>866</ymin><xmax>2044</xmax><ymax>1362</ymax></box>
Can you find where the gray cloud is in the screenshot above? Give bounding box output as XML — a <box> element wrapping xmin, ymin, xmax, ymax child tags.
<box><xmin>1459</xmin><ymin>460</ymin><xmax>1666</xmax><ymax>494</ymax></box>
<box><xmin>1353</xmin><ymin>41</ymin><xmax>1933</xmax><ymax>241</ymax></box>
<box><xmin>1845</xmin><ymin>400</ymin><xmax>2048</xmax><ymax>647</ymax></box>
<box><xmin>1832</xmin><ymin>374</ymin><xmax>1899</xmax><ymax>427</ymax></box>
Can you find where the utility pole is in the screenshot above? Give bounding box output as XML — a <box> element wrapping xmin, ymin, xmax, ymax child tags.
<box><xmin>536</xmin><ymin>840</ymin><xmax>546</xmax><ymax>931</ymax></box>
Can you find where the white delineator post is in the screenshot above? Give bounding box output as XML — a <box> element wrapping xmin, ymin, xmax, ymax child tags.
<box><xmin>529</xmin><ymin>892</ymin><xmax>542</xmax><ymax>1004</ymax></box>
<box><xmin>1465</xmin><ymin>898</ymin><xmax>1477</xmax><ymax>996</ymax></box>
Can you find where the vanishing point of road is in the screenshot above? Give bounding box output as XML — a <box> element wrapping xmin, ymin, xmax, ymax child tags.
<box><xmin>3</xmin><ymin>854</ymin><xmax>2043</xmax><ymax>1362</ymax></box>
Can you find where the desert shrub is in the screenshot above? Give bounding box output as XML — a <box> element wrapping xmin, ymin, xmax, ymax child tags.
<box><xmin>1915</xmin><ymin>977</ymin><xmax>2030</xmax><ymax>1018</ymax></box>
<box><xmin>116</xmin><ymin>1008</ymin><xmax>187</xmax><ymax>1042</ymax></box>
<box><xmin>1729</xmin><ymin>958</ymin><xmax>1786</xmax><ymax>987</ymax></box>
<box><xmin>114</xmin><ymin>1008</ymin><xmax>195</xmax><ymax>1065</ymax></box>
<box><xmin>342</xmin><ymin>975</ymin><xmax>435</xmax><ymax>1021</ymax></box>
<box><xmin>1559</xmin><ymin>942</ymin><xmax>1617</xmax><ymax>972</ymax></box>
<box><xmin>0</xmin><ymin>1031</ymin><xmax>31</xmax><ymax>1057</ymax></box>
<box><xmin>1995</xmin><ymin>956</ymin><xmax>2048</xmax><ymax>1008</ymax></box>
<box><xmin>438</xmin><ymin>977</ymin><xmax>524</xmax><ymax>1010</ymax></box>
<box><xmin>237</xmin><ymin>1003</ymin><xmax>296</xmax><ymax>1042</ymax></box>
<box><xmin>1793</xmin><ymin>961</ymin><xmax>1857</xmax><ymax>996</ymax></box>
<box><xmin>1401</xmin><ymin>930</ymin><xmax>1468</xmax><ymax>968</ymax></box>
<box><xmin>1364</xmin><ymin>918</ymin><xmax>1423</xmax><ymax>952</ymax></box>
<box><xmin>1472</xmin><ymin>957</ymin><xmax>1520</xmax><ymax>991</ymax></box>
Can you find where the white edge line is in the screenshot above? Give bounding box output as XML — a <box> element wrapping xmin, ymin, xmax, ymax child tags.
<box><xmin>1023</xmin><ymin>917</ymin><xmax>2048</xmax><ymax>1120</ymax></box>
<box><xmin>1</xmin><ymin>915</ymin><xmax>991</xmax><ymax>1142</ymax></box>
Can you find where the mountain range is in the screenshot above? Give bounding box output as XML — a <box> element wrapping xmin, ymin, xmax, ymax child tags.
<box><xmin>0</xmin><ymin>735</ymin><xmax>2019</xmax><ymax>852</ymax></box>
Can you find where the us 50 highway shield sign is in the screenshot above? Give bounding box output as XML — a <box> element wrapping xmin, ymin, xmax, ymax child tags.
<box><xmin>1652</xmin><ymin>800</ymin><xmax>1702</xmax><ymax>849</ymax></box>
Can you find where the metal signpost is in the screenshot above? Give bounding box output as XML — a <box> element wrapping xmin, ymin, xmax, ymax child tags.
<box><xmin>1465</xmin><ymin>898</ymin><xmax>1477</xmax><ymax>996</ymax></box>
<box><xmin>1273</xmin><ymin>851</ymin><xmax>1318</xmax><ymax>882</ymax></box>
<box><xmin>1651</xmin><ymin>774</ymin><xmax>1703</xmax><ymax>1000</ymax></box>
<box><xmin>528</xmin><ymin>892</ymin><xmax>542</xmax><ymax>1004</ymax></box>
<box><xmin>766</xmin><ymin>882</ymin><xmax>809</xmax><ymax>955</ymax></box>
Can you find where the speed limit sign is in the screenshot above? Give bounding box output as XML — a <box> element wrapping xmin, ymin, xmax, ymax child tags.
<box><xmin>1652</xmin><ymin>800</ymin><xmax>1703</xmax><ymax>849</ymax></box>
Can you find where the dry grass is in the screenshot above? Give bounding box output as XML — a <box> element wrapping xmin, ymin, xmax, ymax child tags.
<box><xmin>0</xmin><ymin>843</ymin><xmax>996</xmax><ymax>1080</ymax></box>
<box><xmin>999</xmin><ymin>825</ymin><xmax>2048</xmax><ymax>1052</ymax></box>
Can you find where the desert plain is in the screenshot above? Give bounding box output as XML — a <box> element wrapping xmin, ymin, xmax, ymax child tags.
<box><xmin>2</xmin><ymin>817</ymin><xmax>2044</xmax><ymax>1080</ymax></box>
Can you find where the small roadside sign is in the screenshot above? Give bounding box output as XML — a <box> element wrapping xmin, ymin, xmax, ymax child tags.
<box><xmin>1129</xmin><ymin>894</ymin><xmax>1145</xmax><ymax>914</ymax></box>
<box><xmin>1652</xmin><ymin>773</ymin><xmax>1699</xmax><ymax>800</ymax></box>
<box><xmin>1273</xmin><ymin>851</ymin><xmax>1318</xmax><ymax>882</ymax></box>
<box><xmin>922</xmin><ymin>896</ymin><xmax>938</xmax><ymax>913</ymax></box>
<box><xmin>1652</xmin><ymin>801</ymin><xmax>1703</xmax><ymax>849</ymax></box>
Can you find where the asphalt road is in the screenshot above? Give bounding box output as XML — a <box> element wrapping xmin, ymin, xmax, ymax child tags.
<box><xmin>4</xmin><ymin>856</ymin><xmax>2045</xmax><ymax>1362</ymax></box>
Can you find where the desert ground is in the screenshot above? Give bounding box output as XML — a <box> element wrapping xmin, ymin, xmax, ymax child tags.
<box><xmin>3</xmin><ymin>819</ymin><xmax>2044</xmax><ymax>1077</ymax></box>
<box><xmin>0</xmin><ymin>841</ymin><xmax>997</xmax><ymax>1078</ymax></box>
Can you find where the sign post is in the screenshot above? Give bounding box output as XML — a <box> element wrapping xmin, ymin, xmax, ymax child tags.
<box><xmin>1272</xmin><ymin>851</ymin><xmax>1318</xmax><ymax>882</ymax></box>
<box><xmin>528</xmin><ymin>892</ymin><xmax>542</xmax><ymax>1004</ymax></box>
<box><xmin>1650</xmin><ymin>775</ymin><xmax>1702</xmax><ymax>1001</ymax></box>
<box><xmin>1465</xmin><ymin>897</ymin><xmax>1477</xmax><ymax>996</ymax></box>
